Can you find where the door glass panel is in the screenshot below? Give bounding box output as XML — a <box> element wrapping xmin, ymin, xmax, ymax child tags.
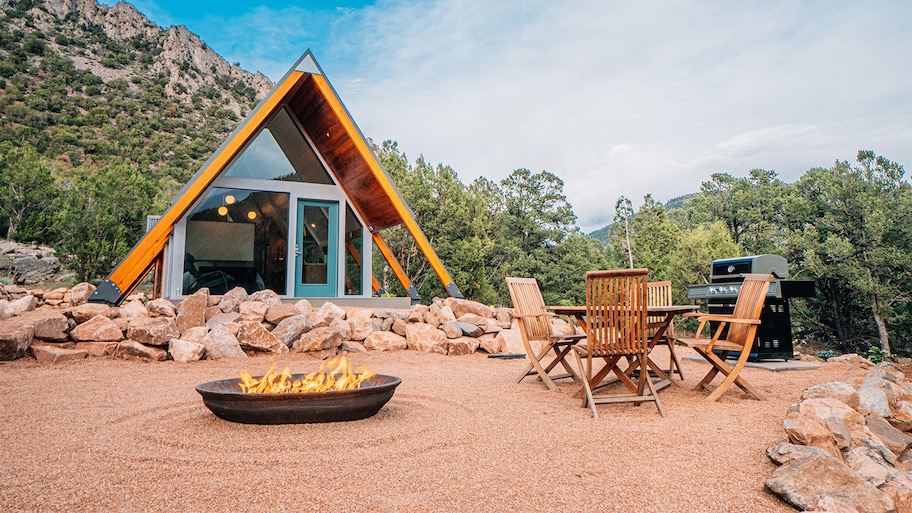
<box><xmin>300</xmin><ymin>205</ymin><xmax>330</xmax><ymax>285</ymax></box>
<box><xmin>344</xmin><ymin>204</ymin><xmax>363</xmax><ymax>295</ymax></box>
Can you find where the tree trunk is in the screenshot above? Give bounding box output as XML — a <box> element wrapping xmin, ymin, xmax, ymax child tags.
<box><xmin>872</xmin><ymin>299</ymin><xmax>891</xmax><ymax>354</ymax></box>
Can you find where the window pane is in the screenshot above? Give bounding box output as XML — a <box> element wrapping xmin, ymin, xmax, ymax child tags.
<box><xmin>344</xmin><ymin>204</ymin><xmax>363</xmax><ymax>295</ymax></box>
<box><xmin>183</xmin><ymin>188</ymin><xmax>289</xmax><ymax>295</ymax></box>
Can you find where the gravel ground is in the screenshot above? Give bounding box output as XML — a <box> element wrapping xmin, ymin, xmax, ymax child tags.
<box><xmin>0</xmin><ymin>347</ymin><xmax>868</xmax><ymax>513</ymax></box>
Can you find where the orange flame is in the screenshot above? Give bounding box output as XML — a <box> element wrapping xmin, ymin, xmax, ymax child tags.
<box><xmin>238</xmin><ymin>356</ymin><xmax>376</xmax><ymax>394</ymax></box>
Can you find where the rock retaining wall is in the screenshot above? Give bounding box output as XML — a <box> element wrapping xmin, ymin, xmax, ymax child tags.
<box><xmin>0</xmin><ymin>283</ymin><xmax>554</xmax><ymax>363</ymax></box>
<box><xmin>766</xmin><ymin>356</ymin><xmax>912</xmax><ymax>513</ymax></box>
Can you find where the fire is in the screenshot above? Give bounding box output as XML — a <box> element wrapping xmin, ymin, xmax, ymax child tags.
<box><xmin>238</xmin><ymin>355</ymin><xmax>376</xmax><ymax>394</ymax></box>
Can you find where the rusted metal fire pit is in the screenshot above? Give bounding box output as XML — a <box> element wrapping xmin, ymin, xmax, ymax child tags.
<box><xmin>196</xmin><ymin>373</ymin><xmax>401</xmax><ymax>424</ymax></box>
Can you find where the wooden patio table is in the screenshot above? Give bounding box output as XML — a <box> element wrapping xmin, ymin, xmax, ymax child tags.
<box><xmin>548</xmin><ymin>304</ymin><xmax>699</xmax><ymax>391</ymax></box>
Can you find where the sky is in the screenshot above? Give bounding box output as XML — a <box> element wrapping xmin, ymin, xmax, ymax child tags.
<box><xmin>100</xmin><ymin>0</ymin><xmax>912</xmax><ymax>233</ymax></box>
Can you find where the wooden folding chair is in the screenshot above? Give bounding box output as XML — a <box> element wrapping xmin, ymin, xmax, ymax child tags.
<box><xmin>572</xmin><ymin>269</ymin><xmax>665</xmax><ymax>418</ymax></box>
<box><xmin>675</xmin><ymin>273</ymin><xmax>772</xmax><ymax>401</ymax></box>
<box><xmin>506</xmin><ymin>277</ymin><xmax>585</xmax><ymax>391</ymax></box>
<box><xmin>647</xmin><ymin>280</ymin><xmax>684</xmax><ymax>380</ymax></box>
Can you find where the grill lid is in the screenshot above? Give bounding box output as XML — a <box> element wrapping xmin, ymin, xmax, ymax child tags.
<box><xmin>711</xmin><ymin>254</ymin><xmax>788</xmax><ymax>281</ymax></box>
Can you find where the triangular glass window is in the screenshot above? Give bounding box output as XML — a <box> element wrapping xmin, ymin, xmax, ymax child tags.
<box><xmin>224</xmin><ymin>107</ymin><xmax>335</xmax><ymax>184</ymax></box>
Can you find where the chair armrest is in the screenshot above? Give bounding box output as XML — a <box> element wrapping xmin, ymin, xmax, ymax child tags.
<box><xmin>695</xmin><ymin>314</ymin><xmax>761</xmax><ymax>325</ymax></box>
<box><xmin>513</xmin><ymin>312</ymin><xmax>555</xmax><ymax>319</ymax></box>
<box><xmin>680</xmin><ymin>311</ymin><xmax>709</xmax><ymax>319</ymax></box>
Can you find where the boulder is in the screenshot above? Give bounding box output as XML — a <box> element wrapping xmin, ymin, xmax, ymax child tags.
<box><xmin>478</xmin><ymin>333</ymin><xmax>506</xmax><ymax>354</ymax></box>
<box><xmin>405</xmin><ymin>323</ymin><xmax>448</xmax><ymax>354</ymax></box>
<box><xmin>200</xmin><ymin>325</ymin><xmax>247</xmax><ymax>359</ymax></box>
<box><xmin>218</xmin><ymin>287</ymin><xmax>248</xmax><ymax>313</ymax></box>
<box><xmin>20</xmin><ymin>310</ymin><xmax>69</xmax><ymax>342</ymax></box>
<box><xmin>271</xmin><ymin>314</ymin><xmax>312</xmax><ymax>347</ymax></box>
<box><xmin>206</xmin><ymin>312</ymin><xmax>241</xmax><ymax>329</ymax></box>
<box><xmin>317</xmin><ymin>302</ymin><xmax>346</xmax><ymax>323</ymax></box>
<box><xmin>176</xmin><ymin>289</ymin><xmax>209</xmax><ymax>334</ymax></box>
<box><xmin>238</xmin><ymin>301</ymin><xmax>268</xmax><ymax>323</ymax></box>
<box><xmin>292</xmin><ymin>327</ymin><xmax>342</xmax><ymax>353</ymax></box>
<box><xmin>339</xmin><ymin>341</ymin><xmax>367</xmax><ymax>353</ymax></box>
<box><xmin>448</xmin><ymin>336</ymin><xmax>479</xmax><ymax>356</ymax></box>
<box><xmin>363</xmin><ymin>331</ymin><xmax>407</xmax><ymax>351</ymax></box>
<box><xmin>795</xmin><ymin>398</ymin><xmax>866</xmax><ymax>449</ymax></box>
<box><xmin>859</xmin><ymin>378</ymin><xmax>895</xmax><ymax>418</ymax></box>
<box><xmin>866</xmin><ymin>415</ymin><xmax>912</xmax><ymax>457</ymax></box>
<box><xmin>348</xmin><ymin>315</ymin><xmax>373</xmax><ymax>341</ymax></box>
<box><xmin>180</xmin><ymin>326</ymin><xmax>210</xmax><ymax>344</ymax></box>
<box><xmin>9</xmin><ymin>295</ymin><xmax>38</xmax><ymax>315</ymax></box>
<box><xmin>236</xmin><ymin>321</ymin><xmax>287</xmax><ymax>354</ymax></box>
<box><xmin>783</xmin><ymin>411</ymin><xmax>843</xmax><ymax>459</ymax></box>
<box><xmin>445</xmin><ymin>297</ymin><xmax>492</xmax><ymax>319</ymax></box>
<box><xmin>147</xmin><ymin>298</ymin><xmax>177</xmax><ymax>317</ymax></box>
<box><xmin>248</xmin><ymin>289</ymin><xmax>282</xmax><ymax>306</ymax></box>
<box><xmin>168</xmin><ymin>338</ymin><xmax>206</xmax><ymax>363</ymax></box>
<box><xmin>114</xmin><ymin>340</ymin><xmax>168</xmax><ymax>361</ymax></box>
<box><xmin>322</xmin><ymin>316</ymin><xmax>349</xmax><ymax>340</ymax></box>
<box><xmin>765</xmin><ymin>452</ymin><xmax>894</xmax><ymax>513</ymax></box>
<box><xmin>293</xmin><ymin>299</ymin><xmax>313</xmax><ymax>316</ymax></box>
<box><xmin>127</xmin><ymin>317</ymin><xmax>180</xmax><ymax>346</ymax></box>
<box><xmin>264</xmin><ymin>303</ymin><xmax>301</xmax><ymax>325</ymax></box>
<box><xmin>75</xmin><ymin>341</ymin><xmax>118</xmax><ymax>357</ymax></box>
<box><xmin>766</xmin><ymin>442</ymin><xmax>838</xmax><ymax>466</ymax></box>
<box><xmin>30</xmin><ymin>344</ymin><xmax>88</xmax><ymax>363</ymax></box>
<box><xmin>440</xmin><ymin>321</ymin><xmax>463</xmax><ymax>339</ymax></box>
<box><xmin>801</xmin><ymin>382</ymin><xmax>861</xmax><ymax>410</ymax></box>
<box><xmin>69</xmin><ymin>315</ymin><xmax>124</xmax><ymax>342</ymax></box>
<box><xmin>0</xmin><ymin>300</ymin><xmax>13</xmax><ymax>321</ymax></box>
<box><xmin>68</xmin><ymin>302</ymin><xmax>111</xmax><ymax>323</ymax></box>
<box><xmin>118</xmin><ymin>299</ymin><xmax>148</xmax><ymax>319</ymax></box>
<box><xmin>69</xmin><ymin>282</ymin><xmax>95</xmax><ymax>305</ymax></box>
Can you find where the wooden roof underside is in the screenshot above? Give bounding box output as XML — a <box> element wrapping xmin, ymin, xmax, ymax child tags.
<box><xmin>287</xmin><ymin>74</ymin><xmax>404</xmax><ymax>231</ymax></box>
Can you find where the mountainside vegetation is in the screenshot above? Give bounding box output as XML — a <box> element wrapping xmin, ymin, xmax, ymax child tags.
<box><xmin>0</xmin><ymin>0</ymin><xmax>909</xmax><ymax>356</ymax></box>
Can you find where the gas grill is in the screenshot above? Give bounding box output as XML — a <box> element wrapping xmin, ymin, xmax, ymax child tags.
<box><xmin>687</xmin><ymin>254</ymin><xmax>814</xmax><ymax>360</ymax></box>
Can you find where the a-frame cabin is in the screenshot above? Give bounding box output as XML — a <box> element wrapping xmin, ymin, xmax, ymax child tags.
<box><xmin>89</xmin><ymin>51</ymin><xmax>461</xmax><ymax>306</ymax></box>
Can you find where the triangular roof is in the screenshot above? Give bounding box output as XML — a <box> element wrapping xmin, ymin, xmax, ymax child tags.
<box><xmin>89</xmin><ymin>50</ymin><xmax>461</xmax><ymax>305</ymax></box>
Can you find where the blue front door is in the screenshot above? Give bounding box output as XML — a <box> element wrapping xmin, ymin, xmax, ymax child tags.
<box><xmin>295</xmin><ymin>200</ymin><xmax>338</xmax><ymax>297</ymax></box>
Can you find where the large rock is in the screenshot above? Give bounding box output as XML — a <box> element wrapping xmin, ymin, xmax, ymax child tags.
<box><xmin>448</xmin><ymin>336</ymin><xmax>479</xmax><ymax>356</ymax></box>
<box><xmin>765</xmin><ymin>452</ymin><xmax>894</xmax><ymax>513</ymax></box>
<box><xmin>168</xmin><ymin>338</ymin><xmax>205</xmax><ymax>363</ymax></box>
<box><xmin>264</xmin><ymin>303</ymin><xmax>301</xmax><ymax>325</ymax></box>
<box><xmin>363</xmin><ymin>331</ymin><xmax>407</xmax><ymax>351</ymax></box>
<box><xmin>68</xmin><ymin>302</ymin><xmax>111</xmax><ymax>323</ymax></box>
<box><xmin>348</xmin><ymin>315</ymin><xmax>373</xmax><ymax>341</ymax></box>
<box><xmin>9</xmin><ymin>295</ymin><xmax>38</xmax><ymax>315</ymax></box>
<box><xmin>292</xmin><ymin>326</ymin><xmax>342</xmax><ymax>353</ymax></box>
<box><xmin>329</xmin><ymin>317</ymin><xmax>352</xmax><ymax>340</ymax></box>
<box><xmin>767</xmin><ymin>442</ymin><xmax>838</xmax><ymax>466</ymax></box>
<box><xmin>20</xmin><ymin>310</ymin><xmax>69</xmax><ymax>342</ymax></box>
<box><xmin>69</xmin><ymin>315</ymin><xmax>124</xmax><ymax>342</ymax></box>
<box><xmin>794</xmin><ymin>398</ymin><xmax>866</xmax><ymax>450</ymax></box>
<box><xmin>317</xmin><ymin>302</ymin><xmax>346</xmax><ymax>323</ymax></box>
<box><xmin>176</xmin><ymin>289</ymin><xmax>209</xmax><ymax>334</ymax></box>
<box><xmin>127</xmin><ymin>317</ymin><xmax>180</xmax><ymax>346</ymax></box>
<box><xmin>114</xmin><ymin>340</ymin><xmax>168</xmax><ymax>361</ymax></box>
<box><xmin>445</xmin><ymin>297</ymin><xmax>492</xmax><ymax>319</ymax></box>
<box><xmin>30</xmin><ymin>345</ymin><xmax>88</xmax><ymax>363</ymax></box>
<box><xmin>248</xmin><ymin>289</ymin><xmax>282</xmax><ymax>306</ymax></box>
<box><xmin>783</xmin><ymin>411</ymin><xmax>843</xmax><ymax>459</ymax></box>
<box><xmin>75</xmin><ymin>341</ymin><xmax>118</xmax><ymax>357</ymax></box>
<box><xmin>218</xmin><ymin>287</ymin><xmax>248</xmax><ymax>313</ymax></box>
<box><xmin>867</xmin><ymin>415</ymin><xmax>912</xmax><ymax>457</ymax></box>
<box><xmin>859</xmin><ymin>378</ymin><xmax>895</xmax><ymax>418</ymax></box>
<box><xmin>271</xmin><ymin>314</ymin><xmax>312</xmax><ymax>347</ymax></box>
<box><xmin>405</xmin><ymin>323</ymin><xmax>448</xmax><ymax>354</ymax></box>
<box><xmin>118</xmin><ymin>299</ymin><xmax>149</xmax><ymax>319</ymax></box>
<box><xmin>236</xmin><ymin>321</ymin><xmax>287</xmax><ymax>354</ymax></box>
<box><xmin>69</xmin><ymin>282</ymin><xmax>96</xmax><ymax>305</ymax></box>
<box><xmin>238</xmin><ymin>301</ymin><xmax>268</xmax><ymax>323</ymax></box>
<box><xmin>478</xmin><ymin>333</ymin><xmax>507</xmax><ymax>354</ymax></box>
<box><xmin>0</xmin><ymin>300</ymin><xmax>14</xmax><ymax>321</ymax></box>
<box><xmin>801</xmin><ymin>382</ymin><xmax>861</xmax><ymax>410</ymax></box>
<box><xmin>147</xmin><ymin>298</ymin><xmax>177</xmax><ymax>317</ymax></box>
<box><xmin>200</xmin><ymin>325</ymin><xmax>247</xmax><ymax>359</ymax></box>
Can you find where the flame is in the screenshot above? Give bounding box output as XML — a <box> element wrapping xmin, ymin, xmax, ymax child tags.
<box><xmin>238</xmin><ymin>355</ymin><xmax>376</xmax><ymax>394</ymax></box>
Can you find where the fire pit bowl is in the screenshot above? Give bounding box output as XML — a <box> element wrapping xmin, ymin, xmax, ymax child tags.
<box><xmin>196</xmin><ymin>373</ymin><xmax>401</xmax><ymax>424</ymax></box>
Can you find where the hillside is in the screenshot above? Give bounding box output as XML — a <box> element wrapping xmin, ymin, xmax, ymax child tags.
<box><xmin>0</xmin><ymin>0</ymin><xmax>273</xmax><ymax>183</ymax></box>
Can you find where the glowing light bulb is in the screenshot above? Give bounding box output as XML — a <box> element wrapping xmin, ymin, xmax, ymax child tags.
<box><xmin>217</xmin><ymin>205</ymin><xmax>228</xmax><ymax>216</ymax></box>
<box><xmin>225</xmin><ymin>194</ymin><xmax>236</xmax><ymax>205</ymax></box>
<box><xmin>247</xmin><ymin>211</ymin><xmax>257</xmax><ymax>220</ymax></box>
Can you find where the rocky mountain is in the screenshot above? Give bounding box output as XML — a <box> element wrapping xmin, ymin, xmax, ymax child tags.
<box><xmin>0</xmin><ymin>0</ymin><xmax>274</xmax><ymax>179</ymax></box>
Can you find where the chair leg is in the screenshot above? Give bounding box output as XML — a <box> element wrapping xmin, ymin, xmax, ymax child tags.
<box><xmin>638</xmin><ymin>354</ymin><xmax>665</xmax><ymax>417</ymax></box>
<box><xmin>515</xmin><ymin>342</ymin><xmax>559</xmax><ymax>390</ymax></box>
<box><xmin>573</xmin><ymin>349</ymin><xmax>598</xmax><ymax>418</ymax></box>
<box><xmin>704</xmin><ymin>351</ymin><xmax>767</xmax><ymax>402</ymax></box>
<box><xmin>667</xmin><ymin>340</ymin><xmax>684</xmax><ymax>380</ymax></box>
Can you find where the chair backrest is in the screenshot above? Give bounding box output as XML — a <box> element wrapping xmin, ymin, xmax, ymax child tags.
<box><xmin>505</xmin><ymin>277</ymin><xmax>553</xmax><ymax>342</ymax></box>
<box><xmin>646</xmin><ymin>280</ymin><xmax>673</xmax><ymax>336</ymax></box>
<box><xmin>727</xmin><ymin>273</ymin><xmax>773</xmax><ymax>344</ymax></box>
<box><xmin>585</xmin><ymin>269</ymin><xmax>649</xmax><ymax>357</ymax></box>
